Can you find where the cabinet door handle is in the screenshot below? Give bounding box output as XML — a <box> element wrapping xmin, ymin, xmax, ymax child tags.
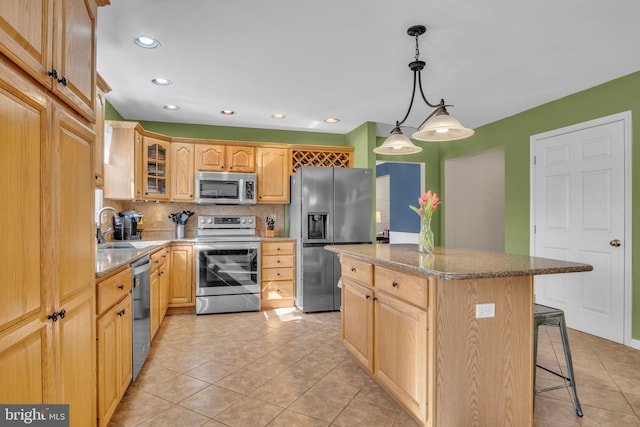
<box><xmin>392</xmin><ymin>281</ymin><xmax>398</xmax><ymax>288</ymax></box>
<box><xmin>365</xmin><ymin>295</ymin><xmax>371</xmax><ymax>300</ymax></box>
<box><xmin>48</xmin><ymin>69</ymin><xmax>59</xmax><ymax>79</ymax></box>
<box><xmin>351</xmin><ymin>267</ymin><xmax>356</xmax><ymax>272</ymax></box>
<box><xmin>118</xmin><ymin>284</ymin><xmax>125</xmax><ymax>290</ymax></box>
<box><xmin>58</xmin><ymin>309</ymin><xmax>66</xmax><ymax>319</ymax></box>
<box><xmin>57</xmin><ymin>76</ymin><xmax>68</xmax><ymax>86</ymax></box>
<box><xmin>373</xmin><ymin>297</ymin><xmax>378</xmax><ymax>302</ymax></box>
<box><xmin>47</xmin><ymin>311</ymin><xmax>59</xmax><ymax>322</ymax></box>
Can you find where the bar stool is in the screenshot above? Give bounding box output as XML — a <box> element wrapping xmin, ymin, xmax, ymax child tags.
<box><xmin>533</xmin><ymin>304</ymin><xmax>583</xmax><ymax>417</ymax></box>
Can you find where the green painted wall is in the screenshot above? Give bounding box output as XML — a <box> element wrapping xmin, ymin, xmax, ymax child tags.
<box><xmin>438</xmin><ymin>71</ymin><xmax>640</xmax><ymax>339</ymax></box>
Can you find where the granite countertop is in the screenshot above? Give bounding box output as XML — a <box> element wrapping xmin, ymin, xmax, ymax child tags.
<box><xmin>325</xmin><ymin>244</ymin><xmax>593</xmax><ymax>280</ymax></box>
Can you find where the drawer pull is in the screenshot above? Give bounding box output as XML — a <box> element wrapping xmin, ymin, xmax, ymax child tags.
<box><xmin>118</xmin><ymin>284</ymin><xmax>125</xmax><ymax>290</ymax></box>
<box><xmin>277</xmin><ymin>260</ymin><xmax>281</xmax><ymax>263</ymax></box>
<box><xmin>392</xmin><ymin>281</ymin><xmax>398</xmax><ymax>288</ymax></box>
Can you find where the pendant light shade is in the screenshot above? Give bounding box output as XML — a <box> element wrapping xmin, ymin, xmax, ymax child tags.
<box><xmin>375</xmin><ymin>25</ymin><xmax>473</xmax><ymax>155</ymax></box>
<box><xmin>412</xmin><ymin>108</ymin><xmax>475</xmax><ymax>141</ymax></box>
<box><xmin>374</xmin><ymin>127</ymin><xmax>422</xmax><ymax>155</ymax></box>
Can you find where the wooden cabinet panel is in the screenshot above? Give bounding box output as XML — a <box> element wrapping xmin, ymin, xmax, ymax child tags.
<box><xmin>260</xmin><ymin>281</ymin><xmax>295</xmax><ymax>308</ymax></box>
<box><xmin>171</xmin><ymin>142</ymin><xmax>194</xmax><ymax>201</ymax></box>
<box><xmin>227</xmin><ymin>145</ymin><xmax>255</xmax><ymax>172</ymax></box>
<box><xmin>160</xmin><ymin>247</ymin><xmax>170</xmax><ymax>320</ymax></box>
<box><xmin>257</xmin><ymin>147</ymin><xmax>289</xmax><ymax>203</ymax></box>
<box><xmin>341</xmin><ymin>255</ymin><xmax>373</xmax><ymax>285</ymax></box>
<box><xmin>169</xmin><ymin>244</ymin><xmax>194</xmax><ymax>307</ymax></box>
<box><xmin>261</xmin><ymin>241</ymin><xmax>294</xmax><ymax>256</ymax></box>
<box><xmin>341</xmin><ymin>278</ymin><xmax>374</xmax><ymax>372</ymax></box>
<box><xmin>0</xmin><ymin>320</ymin><xmax>51</xmax><ymax>404</ymax></box>
<box><xmin>150</xmin><ymin>269</ymin><xmax>160</xmax><ymax>340</ymax></box>
<box><xmin>375</xmin><ymin>265</ymin><xmax>428</xmax><ymax>309</ymax></box>
<box><xmin>0</xmin><ymin>61</ymin><xmax>48</xmax><ymax>331</ymax></box>
<box><xmin>93</xmin><ymin>74</ymin><xmax>110</xmax><ymax>187</ymax></box>
<box><xmin>0</xmin><ymin>0</ymin><xmax>54</xmax><ymax>88</ymax></box>
<box><xmin>261</xmin><ymin>255</ymin><xmax>294</xmax><ymax>268</ymax></box>
<box><xmin>195</xmin><ymin>144</ymin><xmax>224</xmax><ymax>171</ymax></box>
<box><xmin>52</xmin><ymin>0</ymin><xmax>97</xmax><ymax>121</ymax></box>
<box><xmin>52</xmin><ymin>103</ymin><xmax>95</xmax><ymax>303</ymax></box>
<box><xmin>374</xmin><ymin>292</ymin><xmax>427</xmax><ymax>423</ymax></box>
<box><xmin>57</xmin><ymin>290</ymin><xmax>96</xmax><ymax>427</ymax></box>
<box><xmin>261</xmin><ymin>267</ymin><xmax>294</xmax><ymax>282</ymax></box>
<box><xmin>97</xmin><ymin>293</ymin><xmax>131</xmax><ymax>427</ymax></box>
<box><xmin>103</xmin><ymin>121</ymin><xmax>140</xmax><ymax>200</ymax></box>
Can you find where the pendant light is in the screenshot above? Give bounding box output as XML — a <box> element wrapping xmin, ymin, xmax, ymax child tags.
<box><xmin>374</xmin><ymin>25</ymin><xmax>473</xmax><ymax>155</ymax></box>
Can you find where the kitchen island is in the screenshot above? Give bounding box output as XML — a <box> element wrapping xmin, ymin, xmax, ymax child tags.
<box><xmin>325</xmin><ymin>244</ymin><xmax>593</xmax><ymax>427</ymax></box>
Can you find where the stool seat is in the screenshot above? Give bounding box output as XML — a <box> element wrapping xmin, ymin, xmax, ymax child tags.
<box><xmin>533</xmin><ymin>303</ymin><xmax>583</xmax><ymax>417</ymax></box>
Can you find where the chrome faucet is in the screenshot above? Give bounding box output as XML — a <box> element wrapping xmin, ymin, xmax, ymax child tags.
<box><xmin>96</xmin><ymin>207</ymin><xmax>118</xmax><ymax>244</ymax></box>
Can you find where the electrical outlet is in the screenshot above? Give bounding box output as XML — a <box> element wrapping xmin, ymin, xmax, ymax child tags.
<box><xmin>476</xmin><ymin>303</ymin><xmax>495</xmax><ymax>319</ymax></box>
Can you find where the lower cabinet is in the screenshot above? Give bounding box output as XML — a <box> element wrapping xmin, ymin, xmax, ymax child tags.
<box><xmin>340</xmin><ymin>256</ymin><xmax>429</xmax><ymax>425</ymax></box>
<box><xmin>260</xmin><ymin>240</ymin><xmax>296</xmax><ymax>309</ymax></box>
<box><xmin>96</xmin><ymin>266</ymin><xmax>133</xmax><ymax>427</ymax></box>
<box><xmin>150</xmin><ymin>247</ymin><xmax>170</xmax><ymax>340</ymax></box>
<box><xmin>169</xmin><ymin>244</ymin><xmax>194</xmax><ymax>307</ymax></box>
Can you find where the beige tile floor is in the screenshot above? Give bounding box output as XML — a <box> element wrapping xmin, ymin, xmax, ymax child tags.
<box><xmin>108</xmin><ymin>308</ymin><xmax>640</xmax><ymax>427</ymax></box>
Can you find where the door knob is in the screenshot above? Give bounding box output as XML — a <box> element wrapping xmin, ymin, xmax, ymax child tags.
<box><xmin>610</xmin><ymin>239</ymin><xmax>621</xmax><ymax>247</ymax></box>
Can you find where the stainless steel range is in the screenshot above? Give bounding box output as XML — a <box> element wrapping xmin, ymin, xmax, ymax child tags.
<box><xmin>195</xmin><ymin>215</ymin><xmax>260</xmax><ymax>314</ymax></box>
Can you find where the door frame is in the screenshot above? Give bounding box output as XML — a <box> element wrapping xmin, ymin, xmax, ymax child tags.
<box><xmin>529</xmin><ymin>111</ymin><xmax>635</xmax><ymax>348</ymax></box>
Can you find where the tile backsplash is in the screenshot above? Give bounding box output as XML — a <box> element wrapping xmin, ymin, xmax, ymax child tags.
<box><xmin>104</xmin><ymin>199</ymin><xmax>286</xmax><ymax>237</ymax></box>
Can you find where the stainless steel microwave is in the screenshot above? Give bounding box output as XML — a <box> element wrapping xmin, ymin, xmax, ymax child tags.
<box><xmin>195</xmin><ymin>171</ymin><xmax>256</xmax><ymax>205</ymax></box>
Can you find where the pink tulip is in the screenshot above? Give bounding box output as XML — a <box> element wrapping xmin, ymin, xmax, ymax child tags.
<box><xmin>424</xmin><ymin>191</ymin><xmax>432</xmax><ymax>202</ymax></box>
<box><xmin>418</xmin><ymin>208</ymin><xmax>423</xmax><ymax>216</ymax></box>
<box><xmin>418</xmin><ymin>197</ymin><xmax>425</xmax><ymax>206</ymax></box>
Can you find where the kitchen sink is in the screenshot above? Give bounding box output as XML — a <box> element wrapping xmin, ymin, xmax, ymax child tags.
<box><xmin>98</xmin><ymin>241</ymin><xmax>165</xmax><ymax>250</ymax></box>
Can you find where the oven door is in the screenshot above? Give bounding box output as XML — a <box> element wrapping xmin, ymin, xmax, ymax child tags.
<box><xmin>196</xmin><ymin>241</ymin><xmax>260</xmax><ymax>296</ymax></box>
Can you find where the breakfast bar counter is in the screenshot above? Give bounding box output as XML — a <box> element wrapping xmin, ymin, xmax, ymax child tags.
<box><xmin>325</xmin><ymin>244</ymin><xmax>592</xmax><ymax>427</ymax></box>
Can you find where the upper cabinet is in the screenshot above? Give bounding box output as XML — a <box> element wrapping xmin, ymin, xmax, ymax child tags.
<box><xmin>94</xmin><ymin>73</ymin><xmax>111</xmax><ymax>188</ymax></box>
<box><xmin>103</xmin><ymin>121</ymin><xmax>142</xmax><ymax>200</ymax></box>
<box><xmin>0</xmin><ymin>0</ymin><xmax>98</xmax><ymax>121</ymax></box>
<box><xmin>143</xmin><ymin>136</ymin><xmax>171</xmax><ymax>200</ymax></box>
<box><xmin>195</xmin><ymin>144</ymin><xmax>255</xmax><ymax>173</ymax></box>
<box><xmin>257</xmin><ymin>147</ymin><xmax>290</xmax><ymax>204</ymax></box>
<box><xmin>171</xmin><ymin>143</ymin><xmax>194</xmax><ymax>202</ymax></box>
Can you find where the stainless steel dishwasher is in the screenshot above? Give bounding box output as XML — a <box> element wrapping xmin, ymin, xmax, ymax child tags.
<box><xmin>131</xmin><ymin>255</ymin><xmax>151</xmax><ymax>381</ymax></box>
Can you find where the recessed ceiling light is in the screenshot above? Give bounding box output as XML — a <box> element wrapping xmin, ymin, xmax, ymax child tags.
<box><xmin>271</xmin><ymin>114</ymin><xmax>286</xmax><ymax>119</ymax></box>
<box><xmin>221</xmin><ymin>110</ymin><xmax>235</xmax><ymax>115</ymax></box>
<box><xmin>163</xmin><ymin>104</ymin><xmax>180</xmax><ymax>111</ymax></box>
<box><xmin>324</xmin><ymin>117</ymin><xmax>340</xmax><ymax>124</ymax></box>
<box><xmin>134</xmin><ymin>36</ymin><xmax>160</xmax><ymax>49</ymax></box>
<box><xmin>151</xmin><ymin>78</ymin><xmax>171</xmax><ymax>86</ymax></box>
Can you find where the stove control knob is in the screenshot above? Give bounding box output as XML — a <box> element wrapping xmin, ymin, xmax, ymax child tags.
<box><xmin>241</xmin><ymin>218</ymin><xmax>246</xmax><ymax>224</ymax></box>
<box><xmin>248</xmin><ymin>218</ymin><xmax>254</xmax><ymax>224</ymax></box>
<box><xmin>207</xmin><ymin>218</ymin><xmax>213</xmax><ymax>224</ymax></box>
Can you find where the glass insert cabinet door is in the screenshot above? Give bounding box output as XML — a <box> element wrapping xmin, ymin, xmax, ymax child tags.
<box><xmin>143</xmin><ymin>136</ymin><xmax>170</xmax><ymax>199</ymax></box>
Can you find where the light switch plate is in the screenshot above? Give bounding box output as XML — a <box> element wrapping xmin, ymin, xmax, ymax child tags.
<box><xmin>476</xmin><ymin>303</ymin><xmax>495</xmax><ymax>318</ymax></box>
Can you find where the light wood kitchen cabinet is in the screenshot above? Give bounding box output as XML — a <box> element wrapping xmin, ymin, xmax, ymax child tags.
<box><xmin>171</xmin><ymin>142</ymin><xmax>195</xmax><ymax>201</ymax></box>
<box><xmin>150</xmin><ymin>247</ymin><xmax>169</xmax><ymax>340</ymax></box>
<box><xmin>103</xmin><ymin>121</ymin><xmax>144</xmax><ymax>200</ymax></box>
<box><xmin>96</xmin><ymin>267</ymin><xmax>132</xmax><ymax>427</ymax></box>
<box><xmin>94</xmin><ymin>74</ymin><xmax>111</xmax><ymax>187</ymax></box>
<box><xmin>143</xmin><ymin>136</ymin><xmax>171</xmax><ymax>200</ymax></box>
<box><xmin>0</xmin><ymin>0</ymin><xmax>98</xmax><ymax>121</ymax></box>
<box><xmin>256</xmin><ymin>146</ymin><xmax>290</xmax><ymax>203</ymax></box>
<box><xmin>340</xmin><ymin>255</ymin><xmax>427</xmax><ymax>424</ymax></box>
<box><xmin>169</xmin><ymin>244</ymin><xmax>194</xmax><ymax>307</ymax></box>
<box><xmin>195</xmin><ymin>144</ymin><xmax>255</xmax><ymax>172</ymax></box>
<box><xmin>260</xmin><ymin>240</ymin><xmax>296</xmax><ymax>309</ymax></box>
<box><xmin>341</xmin><ymin>277</ymin><xmax>374</xmax><ymax>371</ymax></box>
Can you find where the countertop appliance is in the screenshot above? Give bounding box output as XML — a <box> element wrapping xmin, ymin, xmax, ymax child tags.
<box><xmin>195</xmin><ymin>171</ymin><xmax>256</xmax><ymax>205</ymax></box>
<box><xmin>114</xmin><ymin>211</ymin><xmax>143</xmax><ymax>240</ymax></box>
<box><xmin>131</xmin><ymin>255</ymin><xmax>151</xmax><ymax>381</ymax></box>
<box><xmin>195</xmin><ymin>215</ymin><xmax>260</xmax><ymax>314</ymax></box>
<box><xmin>289</xmin><ymin>166</ymin><xmax>373</xmax><ymax>312</ymax></box>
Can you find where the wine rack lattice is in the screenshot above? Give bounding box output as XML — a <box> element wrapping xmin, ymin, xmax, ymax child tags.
<box><xmin>291</xmin><ymin>149</ymin><xmax>352</xmax><ymax>174</ymax></box>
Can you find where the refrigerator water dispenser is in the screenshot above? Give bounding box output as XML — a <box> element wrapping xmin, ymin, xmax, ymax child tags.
<box><xmin>307</xmin><ymin>213</ymin><xmax>328</xmax><ymax>239</ymax></box>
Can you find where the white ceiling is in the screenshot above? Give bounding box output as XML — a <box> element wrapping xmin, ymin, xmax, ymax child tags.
<box><xmin>97</xmin><ymin>0</ymin><xmax>640</xmax><ymax>138</ymax></box>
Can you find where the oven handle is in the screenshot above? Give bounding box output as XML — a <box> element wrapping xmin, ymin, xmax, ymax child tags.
<box><xmin>196</xmin><ymin>241</ymin><xmax>260</xmax><ymax>251</ymax></box>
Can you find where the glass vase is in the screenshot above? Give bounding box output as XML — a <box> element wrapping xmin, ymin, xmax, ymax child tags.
<box><xmin>418</xmin><ymin>218</ymin><xmax>434</xmax><ymax>254</ymax></box>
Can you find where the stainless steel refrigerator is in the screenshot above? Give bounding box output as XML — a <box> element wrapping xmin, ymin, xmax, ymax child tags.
<box><xmin>289</xmin><ymin>166</ymin><xmax>372</xmax><ymax>312</ymax></box>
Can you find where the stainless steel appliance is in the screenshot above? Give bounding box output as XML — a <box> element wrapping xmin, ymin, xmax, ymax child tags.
<box><xmin>131</xmin><ymin>255</ymin><xmax>151</xmax><ymax>381</ymax></box>
<box><xmin>114</xmin><ymin>211</ymin><xmax>143</xmax><ymax>240</ymax></box>
<box><xmin>195</xmin><ymin>171</ymin><xmax>256</xmax><ymax>205</ymax></box>
<box><xmin>195</xmin><ymin>215</ymin><xmax>260</xmax><ymax>314</ymax></box>
<box><xmin>289</xmin><ymin>166</ymin><xmax>373</xmax><ymax>312</ymax></box>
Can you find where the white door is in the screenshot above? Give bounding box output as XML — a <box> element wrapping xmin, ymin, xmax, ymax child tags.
<box><xmin>531</xmin><ymin>113</ymin><xmax>629</xmax><ymax>343</ymax></box>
